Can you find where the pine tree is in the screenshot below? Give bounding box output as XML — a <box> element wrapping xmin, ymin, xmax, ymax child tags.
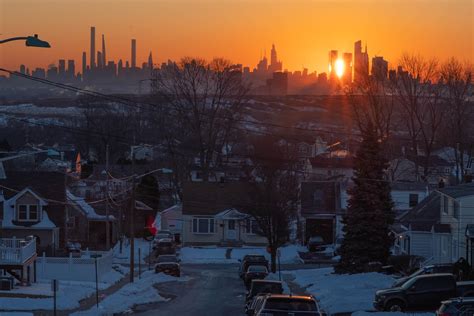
<box><xmin>336</xmin><ymin>121</ymin><xmax>394</xmax><ymax>273</ymax></box>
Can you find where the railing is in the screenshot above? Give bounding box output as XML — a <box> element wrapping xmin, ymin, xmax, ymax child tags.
<box><xmin>0</xmin><ymin>237</ymin><xmax>36</xmax><ymax>264</ymax></box>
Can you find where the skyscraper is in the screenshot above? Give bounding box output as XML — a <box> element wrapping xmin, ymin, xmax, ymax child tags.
<box><xmin>354</xmin><ymin>40</ymin><xmax>369</xmax><ymax>84</ymax></box>
<box><xmin>328</xmin><ymin>50</ymin><xmax>338</xmax><ymax>80</ymax></box>
<box><xmin>97</xmin><ymin>51</ymin><xmax>103</xmax><ymax>69</ymax></box>
<box><xmin>82</xmin><ymin>52</ymin><xmax>87</xmax><ymax>79</ymax></box>
<box><xmin>102</xmin><ymin>34</ymin><xmax>107</xmax><ymax>66</ymax></box>
<box><xmin>371</xmin><ymin>56</ymin><xmax>388</xmax><ymax>81</ymax></box>
<box><xmin>58</xmin><ymin>59</ymin><xmax>66</xmax><ymax>76</ymax></box>
<box><xmin>67</xmin><ymin>60</ymin><xmax>75</xmax><ymax>78</ymax></box>
<box><xmin>148</xmin><ymin>52</ymin><xmax>153</xmax><ymax>70</ymax></box>
<box><xmin>131</xmin><ymin>39</ymin><xmax>136</xmax><ymax>69</ymax></box>
<box><xmin>343</xmin><ymin>52</ymin><xmax>353</xmax><ymax>84</ymax></box>
<box><xmin>90</xmin><ymin>27</ymin><xmax>96</xmax><ymax>69</ymax></box>
<box><xmin>268</xmin><ymin>44</ymin><xmax>283</xmax><ymax>73</ymax></box>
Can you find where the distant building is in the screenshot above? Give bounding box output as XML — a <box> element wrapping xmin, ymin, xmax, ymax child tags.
<box><xmin>90</xmin><ymin>26</ymin><xmax>96</xmax><ymax>69</ymax></box>
<box><xmin>342</xmin><ymin>52</ymin><xmax>353</xmax><ymax>84</ymax></box>
<box><xmin>131</xmin><ymin>39</ymin><xmax>137</xmax><ymax>69</ymax></box>
<box><xmin>354</xmin><ymin>40</ymin><xmax>369</xmax><ymax>83</ymax></box>
<box><xmin>266</xmin><ymin>71</ymin><xmax>288</xmax><ymax>95</ymax></box>
<box><xmin>328</xmin><ymin>50</ymin><xmax>338</xmax><ymax>80</ymax></box>
<box><xmin>67</xmin><ymin>60</ymin><xmax>75</xmax><ymax>79</ymax></box>
<box><xmin>268</xmin><ymin>44</ymin><xmax>283</xmax><ymax>73</ymax></box>
<box><xmin>371</xmin><ymin>56</ymin><xmax>388</xmax><ymax>81</ymax></box>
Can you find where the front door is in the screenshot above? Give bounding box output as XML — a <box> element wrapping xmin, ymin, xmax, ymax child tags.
<box><xmin>226</xmin><ymin>220</ymin><xmax>237</xmax><ymax>240</ymax></box>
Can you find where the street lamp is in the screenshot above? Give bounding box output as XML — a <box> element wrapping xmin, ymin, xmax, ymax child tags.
<box><xmin>0</xmin><ymin>34</ymin><xmax>51</xmax><ymax>48</ymax></box>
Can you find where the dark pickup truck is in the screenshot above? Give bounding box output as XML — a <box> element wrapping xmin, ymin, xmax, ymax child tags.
<box><xmin>374</xmin><ymin>274</ymin><xmax>474</xmax><ymax>312</ymax></box>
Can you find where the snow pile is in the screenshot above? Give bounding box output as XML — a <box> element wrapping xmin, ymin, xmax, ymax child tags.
<box><xmin>0</xmin><ymin>265</ymin><xmax>126</xmax><ymax>311</ymax></box>
<box><xmin>180</xmin><ymin>247</ymin><xmax>228</xmax><ymax>263</ymax></box>
<box><xmin>113</xmin><ymin>238</ymin><xmax>152</xmax><ymax>264</ymax></box>
<box><xmin>72</xmin><ymin>271</ymin><xmax>189</xmax><ymax>315</ymax></box>
<box><xmin>287</xmin><ymin>268</ymin><xmax>395</xmax><ymax>314</ymax></box>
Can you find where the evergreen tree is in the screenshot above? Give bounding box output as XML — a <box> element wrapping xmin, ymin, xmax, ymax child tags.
<box><xmin>336</xmin><ymin>121</ymin><xmax>395</xmax><ymax>273</ymax></box>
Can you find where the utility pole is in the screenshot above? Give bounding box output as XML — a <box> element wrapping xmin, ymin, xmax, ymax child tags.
<box><xmin>129</xmin><ymin>146</ymin><xmax>135</xmax><ymax>283</ymax></box>
<box><xmin>106</xmin><ymin>144</ymin><xmax>110</xmax><ymax>250</ymax></box>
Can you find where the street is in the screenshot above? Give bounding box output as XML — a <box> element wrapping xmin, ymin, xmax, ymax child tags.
<box><xmin>137</xmin><ymin>264</ymin><xmax>247</xmax><ymax>316</ymax></box>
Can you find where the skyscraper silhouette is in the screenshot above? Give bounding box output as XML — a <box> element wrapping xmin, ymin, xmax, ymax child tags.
<box><xmin>354</xmin><ymin>40</ymin><xmax>369</xmax><ymax>83</ymax></box>
<box><xmin>328</xmin><ymin>50</ymin><xmax>338</xmax><ymax>80</ymax></box>
<box><xmin>131</xmin><ymin>39</ymin><xmax>137</xmax><ymax>69</ymax></box>
<box><xmin>82</xmin><ymin>52</ymin><xmax>87</xmax><ymax>79</ymax></box>
<box><xmin>90</xmin><ymin>27</ymin><xmax>96</xmax><ymax>69</ymax></box>
<box><xmin>102</xmin><ymin>34</ymin><xmax>107</xmax><ymax>67</ymax></box>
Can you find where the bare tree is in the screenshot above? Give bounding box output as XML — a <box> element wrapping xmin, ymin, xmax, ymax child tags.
<box><xmin>151</xmin><ymin>57</ymin><xmax>250</xmax><ymax>186</ymax></box>
<box><xmin>346</xmin><ymin>69</ymin><xmax>395</xmax><ymax>141</ymax></box>
<box><xmin>243</xmin><ymin>135</ymin><xmax>300</xmax><ymax>272</ymax></box>
<box><xmin>439</xmin><ymin>58</ymin><xmax>474</xmax><ymax>183</ymax></box>
<box><xmin>394</xmin><ymin>53</ymin><xmax>444</xmax><ymax>181</ymax></box>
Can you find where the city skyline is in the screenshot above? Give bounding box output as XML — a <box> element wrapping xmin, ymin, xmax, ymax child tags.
<box><xmin>1</xmin><ymin>0</ymin><xmax>472</xmax><ymax>74</ymax></box>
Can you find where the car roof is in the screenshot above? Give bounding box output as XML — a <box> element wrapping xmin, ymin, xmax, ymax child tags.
<box><xmin>416</xmin><ymin>273</ymin><xmax>453</xmax><ymax>278</ymax></box>
<box><xmin>265</xmin><ymin>294</ymin><xmax>315</xmax><ymax>300</ymax></box>
<box><xmin>157</xmin><ymin>238</ymin><xmax>173</xmax><ymax>242</ymax></box>
<box><xmin>442</xmin><ymin>297</ymin><xmax>474</xmax><ymax>304</ymax></box>
<box><xmin>252</xmin><ymin>279</ymin><xmax>282</xmax><ymax>284</ymax></box>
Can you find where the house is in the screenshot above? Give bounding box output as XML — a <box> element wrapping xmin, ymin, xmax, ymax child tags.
<box><xmin>393</xmin><ymin>193</ymin><xmax>452</xmax><ymax>264</ymax></box>
<box><xmin>181</xmin><ymin>182</ymin><xmax>267</xmax><ymax>246</ymax></box>
<box><xmin>300</xmin><ymin>181</ymin><xmax>344</xmax><ymax>244</ymax></box>
<box><xmin>66</xmin><ymin>190</ymin><xmax>116</xmax><ymax>250</ymax></box>
<box><xmin>0</xmin><ymin>171</ymin><xmax>66</xmax><ymax>252</ymax></box>
<box><xmin>0</xmin><ymin>236</ymin><xmax>37</xmax><ymax>285</ymax></box>
<box><xmin>307</xmin><ymin>156</ymin><xmax>354</xmax><ymax>181</ymax></box>
<box><xmin>437</xmin><ymin>183</ymin><xmax>474</xmax><ymax>265</ymax></box>
<box><xmin>388</xmin><ymin>156</ymin><xmax>455</xmax><ymax>185</ymax></box>
<box><xmin>390</xmin><ymin>182</ymin><xmax>430</xmax><ymax>214</ymax></box>
<box><xmin>155</xmin><ymin>204</ymin><xmax>183</xmax><ymax>242</ymax></box>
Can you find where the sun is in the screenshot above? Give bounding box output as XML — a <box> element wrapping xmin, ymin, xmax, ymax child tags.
<box><xmin>335</xmin><ymin>59</ymin><xmax>345</xmax><ymax>78</ymax></box>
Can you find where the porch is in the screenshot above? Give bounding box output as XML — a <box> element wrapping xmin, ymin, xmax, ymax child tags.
<box><xmin>0</xmin><ymin>237</ymin><xmax>37</xmax><ymax>265</ymax></box>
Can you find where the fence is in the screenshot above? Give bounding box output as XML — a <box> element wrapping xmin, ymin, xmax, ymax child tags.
<box><xmin>36</xmin><ymin>250</ymin><xmax>113</xmax><ymax>282</ymax></box>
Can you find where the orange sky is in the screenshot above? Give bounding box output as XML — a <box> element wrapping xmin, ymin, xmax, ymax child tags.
<box><xmin>0</xmin><ymin>0</ymin><xmax>473</xmax><ymax>74</ymax></box>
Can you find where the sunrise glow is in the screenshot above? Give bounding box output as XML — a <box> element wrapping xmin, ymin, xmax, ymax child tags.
<box><xmin>335</xmin><ymin>59</ymin><xmax>344</xmax><ymax>78</ymax></box>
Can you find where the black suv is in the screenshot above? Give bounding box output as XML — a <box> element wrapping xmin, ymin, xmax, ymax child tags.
<box><xmin>437</xmin><ymin>297</ymin><xmax>474</xmax><ymax>316</ymax></box>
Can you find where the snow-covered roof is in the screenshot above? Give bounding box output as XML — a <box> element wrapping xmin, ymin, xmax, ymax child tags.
<box><xmin>215</xmin><ymin>208</ymin><xmax>249</xmax><ymax>220</ymax></box>
<box><xmin>67</xmin><ymin>190</ymin><xmax>115</xmax><ymax>221</ymax></box>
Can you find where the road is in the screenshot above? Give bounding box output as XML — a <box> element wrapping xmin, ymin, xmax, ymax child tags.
<box><xmin>137</xmin><ymin>264</ymin><xmax>247</xmax><ymax>316</ymax></box>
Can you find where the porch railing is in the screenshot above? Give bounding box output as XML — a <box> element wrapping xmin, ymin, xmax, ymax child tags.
<box><xmin>0</xmin><ymin>237</ymin><xmax>37</xmax><ymax>264</ymax></box>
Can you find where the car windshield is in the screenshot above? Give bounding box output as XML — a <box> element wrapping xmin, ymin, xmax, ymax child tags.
<box><xmin>248</xmin><ymin>266</ymin><xmax>268</xmax><ymax>272</ymax></box>
<box><xmin>244</xmin><ymin>255</ymin><xmax>266</xmax><ymax>262</ymax></box>
<box><xmin>157</xmin><ymin>255</ymin><xmax>177</xmax><ymax>263</ymax></box>
<box><xmin>401</xmin><ymin>276</ymin><xmax>418</xmax><ymax>289</ymax></box>
<box><xmin>250</xmin><ymin>283</ymin><xmax>283</xmax><ymax>296</ymax></box>
<box><xmin>264</xmin><ymin>298</ymin><xmax>317</xmax><ymax>311</ymax></box>
<box><xmin>156</xmin><ymin>233</ymin><xmax>170</xmax><ymax>239</ymax></box>
<box><xmin>309</xmin><ymin>237</ymin><xmax>323</xmax><ymax>243</ymax></box>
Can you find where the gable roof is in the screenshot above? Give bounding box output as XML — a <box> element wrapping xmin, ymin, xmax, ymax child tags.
<box><xmin>398</xmin><ymin>192</ymin><xmax>441</xmax><ymax>230</ymax></box>
<box><xmin>182</xmin><ymin>181</ymin><xmax>251</xmax><ymax>216</ymax></box>
<box><xmin>437</xmin><ymin>182</ymin><xmax>474</xmax><ymax>199</ymax></box>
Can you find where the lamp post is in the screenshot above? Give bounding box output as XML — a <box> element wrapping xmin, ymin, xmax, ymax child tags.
<box><xmin>0</xmin><ymin>34</ymin><xmax>51</xmax><ymax>47</ymax></box>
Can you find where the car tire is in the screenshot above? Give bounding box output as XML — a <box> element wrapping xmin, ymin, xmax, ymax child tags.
<box><xmin>385</xmin><ymin>300</ymin><xmax>405</xmax><ymax>312</ymax></box>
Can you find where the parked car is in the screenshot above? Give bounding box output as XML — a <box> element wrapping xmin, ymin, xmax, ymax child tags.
<box><xmin>246</xmin><ymin>294</ymin><xmax>267</xmax><ymax>316</ymax></box>
<box><xmin>374</xmin><ymin>274</ymin><xmax>474</xmax><ymax>312</ymax></box>
<box><xmin>392</xmin><ymin>264</ymin><xmax>456</xmax><ymax>287</ymax></box>
<box><xmin>153</xmin><ymin>238</ymin><xmax>176</xmax><ymax>255</ymax></box>
<box><xmin>437</xmin><ymin>297</ymin><xmax>474</xmax><ymax>316</ymax></box>
<box><xmin>307</xmin><ymin>236</ymin><xmax>326</xmax><ymax>252</ymax></box>
<box><xmin>244</xmin><ymin>265</ymin><xmax>269</xmax><ymax>287</ymax></box>
<box><xmin>245</xmin><ymin>279</ymin><xmax>284</xmax><ymax>307</ymax></box>
<box><xmin>248</xmin><ymin>294</ymin><xmax>325</xmax><ymax>316</ymax></box>
<box><xmin>154</xmin><ymin>262</ymin><xmax>180</xmax><ymax>277</ymax></box>
<box><xmin>239</xmin><ymin>254</ymin><xmax>269</xmax><ymax>279</ymax></box>
<box><xmin>156</xmin><ymin>254</ymin><xmax>180</xmax><ymax>263</ymax></box>
<box><xmin>152</xmin><ymin>232</ymin><xmax>174</xmax><ymax>248</ymax></box>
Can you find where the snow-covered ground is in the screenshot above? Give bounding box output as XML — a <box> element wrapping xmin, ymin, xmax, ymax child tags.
<box><xmin>352</xmin><ymin>312</ymin><xmax>434</xmax><ymax>316</ymax></box>
<box><xmin>72</xmin><ymin>271</ymin><xmax>190</xmax><ymax>315</ymax></box>
<box><xmin>0</xmin><ymin>264</ymin><xmax>127</xmax><ymax>311</ymax></box>
<box><xmin>285</xmin><ymin>267</ymin><xmax>395</xmax><ymax>314</ymax></box>
<box><xmin>179</xmin><ymin>244</ymin><xmax>304</xmax><ymax>264</ymax></box>
<box><xmin>113</xmin><ymin>238</ymin><xmax>153</xmax><ymax>264</ymax></box>
<box><xmin>0</xmin><ymin>104</ymin><xmax>81</xmax><ymax>116</ymax></box>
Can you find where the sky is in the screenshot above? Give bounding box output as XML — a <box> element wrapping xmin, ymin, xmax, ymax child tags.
<box><xmin>0</xmin><ymin>0</ymin><xmax>473</xmax><ymax>74</ymax></box>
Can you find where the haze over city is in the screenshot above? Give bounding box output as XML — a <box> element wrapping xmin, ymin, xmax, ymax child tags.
<box><xmin>1</xmin><ymin>0</ymin><xmax>473</xmax><ymax>73</ymax></box>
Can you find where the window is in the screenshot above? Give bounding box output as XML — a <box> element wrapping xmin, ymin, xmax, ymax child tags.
<box><xmin>453</xmin><ymin>200</ymin><xmax>460</xmax><ymax>219</ymax></box>
<box><xmin>313</xmin><ymin>190</ymin><xmax>323</xmax><ymax>208</ymax></box>
<box><xmin>246</xmin><ymin>219</ymin><xmax>260</xmax><ymax>234</ymax></box>
<box><xmin>17</xmin><ymin>204</ymin><xmax>39</xmax><ymax>221</ymax></box>
<box><xmin>192</xmin><ymin>217</ymin><xmax>215</xmax><ymax>234</ymax></box>
<box><xmin>409</xmin><ymin>194</ymin><xmax>419</xmax><ymax>207</ymax></box>
<box><xmin>443</xmin><ymin>196</ymin><xmax>449</xmax><ymax>215</ymax></box>
<box><xmin>228</xmin><ymin>220</ymin><xmax>235</xmax><ymax>230</ymax></box>
<box><xmin>412</xmin><ymin>278</ymin><xmax>432</xmax><ymax>291</ymax></box>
